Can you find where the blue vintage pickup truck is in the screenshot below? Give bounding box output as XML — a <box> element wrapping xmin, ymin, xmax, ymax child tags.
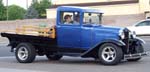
<box><xmin>1</xmin><ymin>6</ymin><xmax>146</xmax><ymax>65</ymax></box>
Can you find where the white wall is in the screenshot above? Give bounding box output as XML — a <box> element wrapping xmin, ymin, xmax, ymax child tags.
<box><xmin>52</xmin><ymin>0</ymin><xmax>128</xmax><ymax>5</ymax></box>
<box><xmin>46</xmin><ymin>3</ymin><xmax>140</xmax><ymax>18</ymax></box>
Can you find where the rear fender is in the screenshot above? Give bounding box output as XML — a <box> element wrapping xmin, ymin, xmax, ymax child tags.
<box><xmin>7</xmin><ymin>41</ymin><xmax>18</xmax><ymax>52</ymax></box>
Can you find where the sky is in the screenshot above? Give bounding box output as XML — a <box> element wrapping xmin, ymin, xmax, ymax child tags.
<box><xmin>2</xmin><ymin>0</ymin><xmax>56</xmax><ymax>9</ymax></box>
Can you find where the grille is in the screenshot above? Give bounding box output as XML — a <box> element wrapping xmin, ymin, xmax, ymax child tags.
<box><xmin>123</xmin><ymin>28</ymin><xmax>130</xmax><ymax>53</ymax></box>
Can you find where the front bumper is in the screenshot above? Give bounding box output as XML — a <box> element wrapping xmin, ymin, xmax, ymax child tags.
<box><xmin>124</xmin><ymin>52</ymin><xmax>147</xmax><ymax>59</ymax></box>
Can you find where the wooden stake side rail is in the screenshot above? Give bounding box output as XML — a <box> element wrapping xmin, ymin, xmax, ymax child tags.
<box><xmin>2</xmin><ymin>25</ymin><xmax>56</xmax><ymax>39</ymax></box>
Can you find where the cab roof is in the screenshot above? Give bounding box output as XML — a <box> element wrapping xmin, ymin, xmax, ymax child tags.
<box><xmin>57</xmin><ymin>6</ymin><xmax>104</xmax><ymax>13</ymax></box>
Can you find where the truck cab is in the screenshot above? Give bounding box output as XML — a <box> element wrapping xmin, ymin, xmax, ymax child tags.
<box><xmin>1</xmin><ymin>6</ymin><xmax>147</xmax><ymax>65</ymax></box>
<box><xmin>56</xmin><ymin>6</ymin><xmax>104</xmax><ymax>49</ymax></box>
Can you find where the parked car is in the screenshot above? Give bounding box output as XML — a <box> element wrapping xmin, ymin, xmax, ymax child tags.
<box><xmin>1</xmin><ymin>6</ymin><xmax>147</xmax><ymax>65</ymax></box>
<box><xmin>127</xmin><ymin>20</ymin><xmax>150</xmax><ymax>36</ymax></box>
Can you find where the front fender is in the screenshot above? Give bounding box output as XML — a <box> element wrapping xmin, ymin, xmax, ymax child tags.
<box><xmin>135</xmin><ymin>37</ymin><xmax>145</xmax><ymax>44</ymax></box>
<box><xmin>81</xmin><ymin>39</ymin><xmax>125</xmax><ymax>57</ymax></box>
<box><xmin>99</xmin><ymin>39</ymin><xmax>126</xmax><ymax>46</ymax></box>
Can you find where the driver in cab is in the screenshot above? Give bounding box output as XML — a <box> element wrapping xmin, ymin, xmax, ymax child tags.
<box><xmin>64</xmin><ymin>15</ymin><xmax>72</xmax><ymax>24</ymax></box>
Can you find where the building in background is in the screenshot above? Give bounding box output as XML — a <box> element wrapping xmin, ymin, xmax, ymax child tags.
<box><xmin>46</xmin><ymin>0</ymin><xmax>150</xmax><ymax>26</ymax></box>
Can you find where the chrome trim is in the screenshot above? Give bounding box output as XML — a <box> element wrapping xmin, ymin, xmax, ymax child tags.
<box><xmin>124</xmin><ymin>52</ymin><xmax>147</xmax><ymax>59</ymax></box>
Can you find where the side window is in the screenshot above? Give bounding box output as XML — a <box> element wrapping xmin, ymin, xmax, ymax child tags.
<box><xmin>147</xmin><ymin>21</ymin><xmax>150</xmax><ymax>26</ymax></box>
<box><xmin>60</xmin><ymin>11</ymin><xmax>80</xmax><ymax>25</ymax></box>
<box><xmin>83</xmin><ymin>13</ymin><xmax>101</xmax><ymax>24</ymax></box>
<box><xmin>136</xmin><ymin>21</ymin><xmax>148</xmax><ymax>27</ymax></box>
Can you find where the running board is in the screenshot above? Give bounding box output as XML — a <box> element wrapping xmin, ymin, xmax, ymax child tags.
<box><xmin>56</xmin><ymin>53</ymin><xmax>82</xmax><ymax>57</ymax></box>
<box><xmin>124</xmin><ymin>52</ymin><xmax>147</xmax><ymax>59</ymax></box>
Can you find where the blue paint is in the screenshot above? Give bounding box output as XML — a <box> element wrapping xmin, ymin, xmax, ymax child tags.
<box><xmin>56</xmin><ymin>6</ymin><xmax>122</xmax><ymax>50</ymax></box>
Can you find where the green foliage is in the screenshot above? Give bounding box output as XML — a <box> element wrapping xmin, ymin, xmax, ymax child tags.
<box><xmin>24</xmin><ymin>5</ymin><xmax>39</xmax><ymax>19</ymax></box>
<box><xmin>32</xmin><ymin>0</ymin><xmax>52</xmax><ymax>18</ymax></box>
<box><xmin>0</xmin><ymin>0</ymin><xmax>6</xmax><ymax>20</ymax></box>
<box><xmin>8</xmin><ymin>5</ymin><xmax>26</xmax><ymax>20</ymax></box>
<box><xmin>32</xmin><ymin>0</ymin><xmax>40</xmax><ymax>10</ymax></box>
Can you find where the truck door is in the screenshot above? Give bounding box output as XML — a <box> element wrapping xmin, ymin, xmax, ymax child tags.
<box><xmin>57</xmin><ymin>12</ymin><xmax>81</xmax><ymax>48</ymax></box>
<box><xmin>80</xmin><ymin>13</ymin><xmax>101</xmax><ymax>49</ymax></box>
<box><xmin>81</xmin><ymin>26</ymin><xmax>93</xmax><ymax>49</ymax></box>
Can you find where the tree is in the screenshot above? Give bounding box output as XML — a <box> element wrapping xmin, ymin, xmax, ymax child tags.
<box><xmin>32</xmin><ymin>0</ymin><xmax>40</xmax><ymax>10</ymax></box>
<box><xmin>38</xmin><ymin>0</ymin><xmax>52</xmax><ymax>18</ymax></box>
<box><xmin>8</xmin><ymin>5</ymin><xmax>26</xmax><ymax>20</ymax></box>
<box><xmin>24</xmin><ymin>0</ymin><xmax>39</xmax><ymax>19</ymax></box>
<box><xmin>0</xmin><ymin>0</ymin><xmax>6</xmax><ymax>20</ymax></box>
<box><xmin>24</xmin><ymin>5</ymin><xmax>39</xmax><ymax>19</ymax></box>
<box><xmin>32</xmin><ymin>0</ymin><xmax>52</xmax><ymax>18</ymax></box>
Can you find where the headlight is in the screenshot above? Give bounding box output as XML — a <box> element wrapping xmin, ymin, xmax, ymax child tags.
<box><xmin>119</xmin><ymin>29</ymin><xmax>125</xmax><ymax>39</ymax></box>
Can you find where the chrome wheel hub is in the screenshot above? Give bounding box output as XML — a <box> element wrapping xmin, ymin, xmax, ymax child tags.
<box><xmin>18</xmin><ymin>47</ymin><xmax>28</xmax><ymax>60</ymax></box>
<box><xmin>101</xmin><ymin>46</ymin><xmax>116</xmax><ymax>62</ymax></box>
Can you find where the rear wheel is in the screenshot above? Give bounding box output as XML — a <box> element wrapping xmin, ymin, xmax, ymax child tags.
<box><xmin>46</xmin><ymin>54</ymin><xmax>63</xmax><ymax>60</ymax></box>
<box><xmin>15</xmin><ymin>43</ymin><xmax>36</xmax><ymax>63</ymax></box>
<box><xmin>98</xmin><ymin>43</ymin><xmax>123</xmax><ymax>65</ymax></box>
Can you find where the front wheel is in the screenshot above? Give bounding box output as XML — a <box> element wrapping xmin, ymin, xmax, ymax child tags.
<box><xmin>15</xmin><ymin>43</ymin><xmax>36</xmax><ymax>63</ymax></box>
<box><xmin>98</xmin><ymin>43</ymin><xmax>123</xmax><ymax>65</ymax></box>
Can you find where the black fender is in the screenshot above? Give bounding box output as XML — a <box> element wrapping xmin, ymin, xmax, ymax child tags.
<box><xmin>81</xmin><ymin>39</ymin><xmax>125</xmax><ymax>57</ymax></box>
<box><xmin>135</xmin><ymin>37</ymin><xmax>145</xmax><ymax>44</ymax></box>
<box><xmin>1</xmin><ymin>33</ymin><xmax>18</xmax><ymax>52</ymax></box>
<box><xmin>99</xmin><ymin>39</ymin><xmax>126</xmax><ymax>46</ymax></box>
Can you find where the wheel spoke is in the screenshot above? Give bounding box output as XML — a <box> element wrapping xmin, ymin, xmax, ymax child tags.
<box><xmin>22</xmin><ymin>54</ymin><xmax>26</xmax><ymax>58</ymax></box>
<box><xmin>108</xmin><ymin>47</ymin><xmax>112</xmax><ymax>52</ymax></box>
<box><xmin>103</xmin><ymin>51</ymin><xmax>110</xmax><ymax>54</ymax></box>
<box><xmin>18</xmin><ymin>51</ymin><xmax>25</xmax><ymax>54</ymax></box>
<box><xmin>110</xmin><ymin>56</ymin><xmax>115</xmax><ymax>60</ymax></box>
<box><xmin>110</xmin><ymin>54</ymin><xmax>114</xmax><ymax>58</ymax></box>
<box><xmin>106</xmin><ymin>56</ymin><xmax>110</xmax><ymax>60</ymax></box>
<box><xmin>110</xmin><ymin>51</ymin><xmax>115</xmax><ymax>55</ymax></box>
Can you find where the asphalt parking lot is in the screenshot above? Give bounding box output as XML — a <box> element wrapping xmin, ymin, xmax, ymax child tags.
<box><xmin>0</xmin><ymin>36</ymin><xmax>150</xmax><ymax>72</ymax></box>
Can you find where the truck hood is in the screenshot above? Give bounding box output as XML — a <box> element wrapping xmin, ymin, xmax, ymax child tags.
<box><xmin>87</xmin><ymin>25</ymin><xmax>125</xmax><ymax>45</ymax></box>
<box><xmin>93</xmin><ymin>25</ymin><xmax>124</xmax><ymax>34</ymax></box>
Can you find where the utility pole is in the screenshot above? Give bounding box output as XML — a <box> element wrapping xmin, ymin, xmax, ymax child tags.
<box><xmin>6</xmin><ymin>0</ymin><xmax>8</xmax><ymax>20</ymax></box>
<box><xmin>26</xmin><ymin>0</ymin><xmax>28</xmax><ymax>9</ymax></box>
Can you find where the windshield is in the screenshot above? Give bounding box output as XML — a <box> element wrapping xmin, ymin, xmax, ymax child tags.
<box><xmin>83</xmin><ymin>13</ymin><xmax>102</xmax><ymax>25</ymax></box>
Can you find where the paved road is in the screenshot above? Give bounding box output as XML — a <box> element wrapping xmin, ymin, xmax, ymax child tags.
<box><xmin>0</xmin><ymin>37</ymin><xmax>13</xmax><ymax>57</ymax></box>
<box><xmin>139</xmin><ymin>36</ymin><xmax>150</xmax><ymax>51</ymax></box>
<box><xmin>0</xmin><ymin>36</ymin><xmax>150</xmax><ymax>72</ymax></box>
